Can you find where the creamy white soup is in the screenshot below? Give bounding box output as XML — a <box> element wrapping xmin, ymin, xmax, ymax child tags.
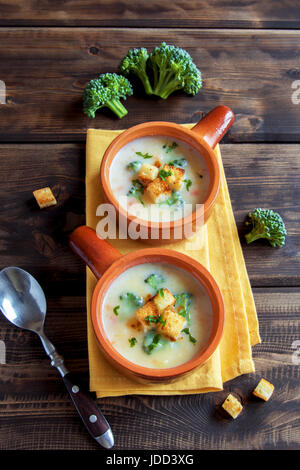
<box><xmin>109</xmin><ymin>136</ymin><xmax>210</xmax><ymax>222</ymax></box>
<box><xmin>102</xmin><ymin>263</ymin><xmax>213</xmax><ymax>369</ymax></box>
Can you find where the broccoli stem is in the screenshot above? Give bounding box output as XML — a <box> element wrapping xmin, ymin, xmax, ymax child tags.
<box><xmin>106</xmin><ymin>99</ymin><xmax>128</xmax><ymax>119</ymax></box>
<box><xmin>245</xmin><ymin>230</ymin><xmax>266</xmax><ymax>244</ymax></box>
<box><xmin>153</xmin><ymin>70</ymin><xmax>181</xmax><ymax>99</ymax></box>
<box><xmin>136</xmin><ymin>71</ymin><xmax>153</xmax><ymax>95</ymax></box>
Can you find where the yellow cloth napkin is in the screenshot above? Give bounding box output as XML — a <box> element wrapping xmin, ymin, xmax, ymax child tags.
<box><xmin>86</xmin><ymin>126</ymin><xmax>261</xmax><ymax>398</ymax></box>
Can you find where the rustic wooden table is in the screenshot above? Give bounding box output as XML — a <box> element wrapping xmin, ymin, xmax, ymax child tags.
<box><xmin>0</xmin><ymin>1</ymin><xmax>299</xmax><ymax>450</ymax></box>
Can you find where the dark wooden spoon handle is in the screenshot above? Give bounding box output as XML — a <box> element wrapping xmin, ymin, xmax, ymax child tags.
<box><xmin>63</xmin><ymin>372</ymin><xmax>114</xmax><ymax>448</ymax></box>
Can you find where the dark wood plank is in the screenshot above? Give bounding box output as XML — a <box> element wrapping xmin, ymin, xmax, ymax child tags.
<box><xmin>0</xmin><ymin>143</ymin><xmax>86</xmax><ymax>295</ymax></box>
<box><xmin>1</xmin><ymin>28</ymin><xmax>300</xmax><ymax>142</ymax></box>
<box><xmin>0</xmin><ymin>288</ymin><xmax>299</xmax><ymax>449</ymax></box>
<box><xmin>0</xmin><ymin>143</ymin><xmax>298</xmax><ymax>289</ymax></box>
<box><xmin>222</xmin><ymin>144</ymin><xmax>300</xmax><ymax>287</ymax></box>
<box><xmin>1</xmin><ymin>0</ymin><xmax>300</xmax><ymax>28</ymax></box>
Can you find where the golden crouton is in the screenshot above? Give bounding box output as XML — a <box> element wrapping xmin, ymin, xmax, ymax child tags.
<box><xmin>156</xmin><ymin>307</ymin><xmax>186</xmax><ymax>341</ymax></box>
<box><xmin>138</xmin><ymin>163</ymin><xmax>159</xmax><ymax>186</ymax></box>
<box><xmin>153</xmin><ymin>288</ymin><xmax>176</xmax><ymax>313</ymax></box>
<box><xmin>162</xmin><ymin>164</ymin><xmax>185</xmax><ymax>191</ymax></box>
<box><xmin>136</xmin><ymin>300</ymin><xmax>158</xmax><ymax>329</ymax></box>
<box><xmin>145</xmin><ymin>178</ymin><xmax>171</xmax><ymax>204</ymax></box>
<box><xmin>253</xmin><ymin>378</ymin><xmax>274</xmax><ymax>401</ymax></box>
<box><xmin>33</xmin><ymin>187</ymin><xmax>57</xmax><ymax>209</ymax></box>
<box><xmin>222</xmin><ymin>394</ymin><xmax>243</xmax><ymax>419</ymax></box>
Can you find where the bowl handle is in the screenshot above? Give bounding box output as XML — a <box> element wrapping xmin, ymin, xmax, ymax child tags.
<box><xmin>69</xmin><ymin>226</ymin><xmax>121</xmax><ymax>280</ymax></box>
<box><xmin>191</xmin><ymin>105</ymin><xmax>234</xmax><ymax>149</ymax></box>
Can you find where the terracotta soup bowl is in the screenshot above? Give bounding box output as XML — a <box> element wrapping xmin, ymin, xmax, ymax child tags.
<box><xmin>70</xmin><ymin>226</ymin><xmax>225</xmax><ymax>384</ymax></box>
<box><xmin>100</xmin><ymin>105</ymin><xmax>234</xmax><ymax>244</ymax></box>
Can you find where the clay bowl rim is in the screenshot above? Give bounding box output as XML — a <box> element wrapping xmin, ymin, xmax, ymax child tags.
<box><xmin>100</xmin><ymin>121</ymin><xmax>220</xmax><ymax>230</ymax></box>
<box><xmin>91</xmin><ymin>248</ymin><xmax>225</xmax><ymax>379</ymax></box>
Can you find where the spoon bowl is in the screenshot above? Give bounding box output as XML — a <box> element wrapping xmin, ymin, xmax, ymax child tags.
<box><xmin>0</xmin><ymin>266</ymin><xmax>46</xmax><ymax>332</ymax></box>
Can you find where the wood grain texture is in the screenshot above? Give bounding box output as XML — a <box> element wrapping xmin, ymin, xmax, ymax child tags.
<box><xmin>1</xmin><ymin>0</ymin><xmax>300</xmax><ymax>28</ymax></box>
<box><xmin>0</xmin><ymin>143</ymin><xmax>298</xmax><ymax>289</ymax></box>
<box><xmin>0</xmin><ymin>288</ymin><xmax>299</xmax><ymax>450</ymax></box>
<box><xmin>1</xmin><ymin>28</ymin><xmax>300</xmax><ymax>142</ymax></box>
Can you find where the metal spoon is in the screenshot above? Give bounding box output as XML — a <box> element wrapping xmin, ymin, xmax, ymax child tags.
<box><xmin>0</xmin><ymin>266</ymin><xmax>114</xmax><ymax>449</ymax></box>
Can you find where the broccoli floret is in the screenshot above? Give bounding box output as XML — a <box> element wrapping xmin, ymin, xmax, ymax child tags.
<box><xmin>149</xmin><ymin>42</ymin><xmax>202</xmax><ymax>99</ymax></box>
<box><xmin>245</xmin><ymin>208</ymin><xmax>287</xmax><ymax>247</ymax></box>
<box><xmin>120</xmin><ymin>47</ymin><xmax>153</xmax><ymax>95</ymax></box>
<box><xmin>120</xmin><ymin>292</ymin><xmax>144</xmax><ymax>307</ymax></box>
<box><xmin>83</xmin><ymin>73</ymin><xmax>133</xmax><ymax>119</ymax></box>
<box><xmin>145</xmin><ymin>273</ymin><xmax>165</xmax><ymax>291</ymax></box>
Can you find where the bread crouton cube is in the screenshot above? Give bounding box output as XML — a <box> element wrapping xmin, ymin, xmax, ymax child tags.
<box><xmin>153</xmin><ymin>288</ymin><xmax>176</xmax><ymax>313</ymax></box>
<box><xmin>222</xmin><ymin>394</ymin><xmax>243</xmax><ymax>419</ymax></box>
<box><xmin>156</xmin><ymin>307</ymin><xmax>186</xmax><ymax>341</ymax></box>
<box><xmin>253</xmin><ymin>378</ymin><xmax>274</xmax><ymax>401</ymax></box>
<box><xmin>136</xmin><ymin>300</ymin><xmax>158</xmax><ymax>329</ymax></box>
<box><xmin>138</xmin><ymin>163</ymin><xmax>159</xmax><ymax>186</ymax></box>
<box><xmin>162</xmin><ymin>164</ymin><xmax>185</xmax><ymax>191</ymax></box>
<box><xmin>33</xmin><ymin>187</ymin><xmax>57</xmax><ymax>209</ymax></box>
<box><xmin>145</xmin><ymin>178</ymin><xmax>171</xmax><ymax>204</ymax></box>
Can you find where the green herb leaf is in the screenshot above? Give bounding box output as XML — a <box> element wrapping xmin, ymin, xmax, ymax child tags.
<box><xmin>144</xmin><ymin>314</ymin><xmax>166</xmax><ymax>327</ymax></box>
<box><xmin>158</xmin><ymin>287</ymin><xmax>165</xmax><ymax>298</ymax></box>
<box><xmin>128</xmin><ymin>337</ymin><xmax>137</xmax><ymax>348</ymax></box>
<box><xmin>127</xmin><ymin>179</ymin><xmax>145</xmax><ymax>206</ymax></box>
<box><xmin>163</xmin><ymin>142</ymin><xmax>178</xmax><ymax>153</ymax></box>
<box><xmin>126</xmin><ymin>161</ymin><xmax>142</xmax><ymax>173</ymax></box>
<box><xmin>136</xmin><ymin>151</ymin><xmax>153</xmax><ymax>159</ymax></box>
<box><xmin>158</xmin><ymin>168</ymin><xmax>173</xmax><ymax>181</ymax></box>
<box><xmin>113</xmin><ymin>305</ymin><xmax>120</xmax><ymax>316</ymax></box>
<box><xmin>184</xmin><ymin>178</ymin><xmax>192</xmax><ymax>191</ymax></box>
<box><xmin>168</xmin><ymin>158</ymin><xmax>187</xmax><ymax>168</ymax></box>
<box><xmin>158</xmin><ymin>316</ymin><xmax>166</xmax><ymax>327</ymax></box>
<box><xmin>145</xmin><ymin>315</ymin><xmax>159</xmax><ymax>325</ymax></box>
<box><xmin>145</xmin><ymin>273</ymin><xmax>165</xmax><ymax>291</ymax></box>
<box><xmin>182</xmin><ymin>327</ymin><xmax>197</xmax><ymax>344</ymax></box>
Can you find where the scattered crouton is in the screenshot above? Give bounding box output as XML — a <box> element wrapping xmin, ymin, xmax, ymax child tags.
<box><xmin>162</xmin><ymin>164</ymin><xmax>185</xmax><ymax>191</ymax></box>
<box><xmin>222</xmin><ymin>394</ymin><xmax>243</xmax><ymax>419</ymax></box>
<box><xmin>153</xmin><ymin>288</ymin><xmax>176</xmax><ymax>313</ymax></box>
<box><xmin>253</xmin><ymin>378</ymin><xmax>274</xmax><ymax>401</ymax></box>
<box><xmin>33</xmin><ymin>187</ymin><xmax>57</xmax><ymax>209</ymax></box>
<box><xmin>156</xmin><ymin>307</ymin><xmax>186</xmax><ymax>341</ymax></box>
<box><xmin>145</xmin><ymin>178</ymin><xmax>171</xmax><ymax>204</ymax></box>
<box><xmin>138</xmin><ymin>163</ymin><xmax>159</xmax><ymax>186</ymax></box>
<box><xmin>136</xmin><ymin>300</ymin><xmax>158</xmax><ymax>329</ymax></box>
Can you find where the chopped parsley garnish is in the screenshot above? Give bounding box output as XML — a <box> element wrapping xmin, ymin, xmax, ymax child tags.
<box><xmin>127</xmin><ymin>179</ymin><xmax>145</xmax><ymax>206</ymax></box>
<box><xmin>184</xmin><ymin>178</ymin><xmax>192</xmax><ymax>191</ymax></box>
<box><xmin>168</xmin><ymin>158</ymin><xmax>187</xmax><ymax>168</ymax></box>
<box><xmin>158</xmin><ymin>168</ymin><xmax>173</xmax><ymax>181</ymax></box>
<box><xmin>126</xmin><ymin>161</ymin><xmax>142</xmax><ymax>173</ymax></box>
<box><xmin>145</xmin><ymin>273</ymin><xmax>165</xmax><ymax>291</ymax></box>
<box><xmin>113</xmin><ymin>305</ymin><xmax>120</xmax><ymax>316</ymax></box>
<box><xmin>182</xmin><ymin>328</ymin><xmax>197</xmax><ymax>344</ymax></box>
<box><xmin>120</xmin><ymin>292</ymin><xmax>144</xmax><ymax>308</ymax></box>
<box><xmin>158</xmin><ymin>288</ymin><xmax>165</xmax><ymax>298</ymax></box>
<box><xmin>163</xmin><ymin>142</ymin><xmax>178</xmax><ymax>153</ymax></box>
<box><xmin>136</xmin><ymin>151</ymin><xmax>153</xmax><ymax>159</ymax></box>
<box><xmin>128</xmin><ymin>337</ymin><xmax>137</xmax><ymax>348</ymax></box>
<box><xmin>145</xmin><ymin>315</ymin><xmax>166</xmax><ymax>327</ymax></box>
